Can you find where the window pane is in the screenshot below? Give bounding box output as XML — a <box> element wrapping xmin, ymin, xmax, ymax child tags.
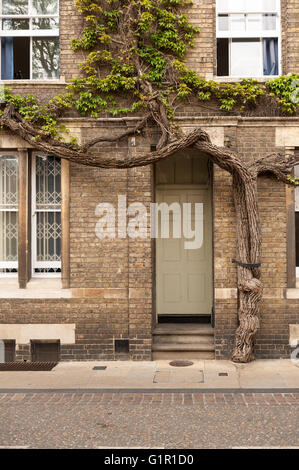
<box><xmin>231</xmin><ymin>39</ymin><xmax>262</xmax><ymax>76</ymax></box>
<box><xmin>36</xmin><ymin>156</ymin><xmax>61</xmax><ymax>210</ymax></box>
<box><xmin>218</xmin><ymin>14</ymin><xmax>229</xmax><ymax>31</ymax></box>
<box><xmin>32</xmin><ymin>38</ymin><xmax>59</xmax><ymax>79</ymax></box>
<box><xmin>263</xmin><ymin>38</ymin><xmax>278</xmax><ymax>75</ymax></box>
<box><xmin>1</xmin><ymin>37</ymin><xmax>30</xmax><ymax>80</ymax></box>
<box><xmin>217</xmin><ymin>38</ymin><xmax>229</xmax><ymax>76</ymax></box>
<box><xmin>263</xmin><ymin>14</ymin><xmax>276</xmax><ymax>30</ymax></box>
<box><xmin>262</xmin><ymin>0</ymin><xmax>277</xmax><ymax>12</ymax></box>
<box><xmin>31</xmin><ymin>0</ymin><xmax>58</xmax><ymax>15</ymax></box>
<box><xmin>2</xmin><ymin>0</ymin><xmax>28</xmax><ymax>15</ymax></box>
<box><xmin>32</xmin><ymin>18</ymin><xmax>59</xmax><ymax>30</ymax></box>
<box><xmin>0</xmin><ymin>156</ymin><xmax>18</xmax><ymax>210</ymax></box>
<box><xmin>230</xmin><ymin>14</ymin><xmax>246</xmax><ymax>31</ymax></box>
<box><xmin>2</xmin><ymin>19</ymin><xmax>29</xmax><ymax>30</ymax></box>
<box><xmin>34</xmin><ymin>155</ymin><xmax>61</xmax><ymax>274</ymax></box>
<box><xmin>217</xmin><ymin>0</ymin><xmax>277</xmax><ymax>13</ymax></box>
<box><xmin>217</xmin><ymin>0</ymin><xmax>245</xmax><ymax>13</ymax></box>
<box><xmin>0</xmin><ymin>212</ymin><xmax>18</xmax><ymax>263</ymax></box>
<box><xmin>0</xmin><ymin>156</ymin><xmax>18</xmax><ymax>273</ymax></box>
<box><xmin>247</xmin><ymin>14</ymin><xmax>262</xmax><ymax>31</ymax></box>
<box><xmin>36</xmin><ymin>211</ymin><xmax>61</xmax><ymax>262</ymax></box>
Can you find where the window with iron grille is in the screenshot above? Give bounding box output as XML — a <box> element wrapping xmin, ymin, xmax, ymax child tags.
<box><xmin>216</xmin><ymin>0</ymin><xmax>280</xmax><ymax>77</ymax></box>
<box><xmin>0</xmin><ymin>0</ymin><xmax>59</xmax><ymax>80</ymax></box>
<box><xmin>32</xmin><ymin>155</ymin><xmax>61</xmax><ymax>276</ymax></box>
<box><xmin>0</xmin><ymin>153</ymin><xmax>62</xmax><ymax>278</ymax></box>
<box><xmin>0</xmin><ymin>155</ymin><xmax>18</xmax><ymax>274</ymax></box>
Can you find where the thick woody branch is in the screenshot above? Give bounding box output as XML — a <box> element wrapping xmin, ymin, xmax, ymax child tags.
<box><xmin>1</xmin><ymin>104</ymin><xmax>207</xmax><ymax>167</ymax></box>
<box><xmin>250</xmin><ymin>152</ymin><xmax>299</xmax><ymax>183</ymax></box>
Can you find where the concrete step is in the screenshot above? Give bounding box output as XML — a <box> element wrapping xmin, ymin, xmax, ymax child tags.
<box><xmin>152</xmin><ymin>323</ymin><xmax>215</xmax><ymax>360</ymax></box>
<box><xmin>152</xmin><ymin>342</ymin><xmax>215</xmax><ymax>352</ymax></box>
<box><xmin>153</xmin><ymin>334</ymin><xmax>214</xmax><ymax>344</ymax></box>
<box><xmin>153</xmin><ymin>323</ymin><xmax>214</xmax><ymax>336</ymax></box>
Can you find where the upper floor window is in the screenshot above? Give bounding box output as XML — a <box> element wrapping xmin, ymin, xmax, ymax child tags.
<box><xmin>216</xmin><ymin>0</ymin><xmax>280</xmax><ymax>77</ymax></box>
<box><xmin>0</xmin><ymin>0</ymin><xmax>59</xmax><ymax>80</ymax></box>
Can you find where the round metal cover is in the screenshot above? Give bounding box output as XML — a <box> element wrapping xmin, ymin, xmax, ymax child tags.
<box><xmin>169</xmin><ymin>360</ymin><xmax>194</xmax><ymax>367</ymax></box>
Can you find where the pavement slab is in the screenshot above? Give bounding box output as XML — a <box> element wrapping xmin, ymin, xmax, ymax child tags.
<box><xmin>0</xmin><ymin>359</ymin><xmax>298</xmax><ymax>391</ymax></box>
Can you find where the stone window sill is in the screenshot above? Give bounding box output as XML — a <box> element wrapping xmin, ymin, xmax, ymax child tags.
<box><xmin>1</xmin><ymin>79</ymin><xmax>66</xmax><ymax>86</ymax></box>
<box><xmin>0</xmin><ymin>278</ymin><xmax>71</xmax><ymax>299</ymax></box>
<box><xmin>286</xmin><ymin>280</ymin><xmax>299</xmax><ymax>299</ymax></box>
<box><xmin>212</xmin><ymin>76</ymin><xmax>277</xmax><ymax>83</ymax></box>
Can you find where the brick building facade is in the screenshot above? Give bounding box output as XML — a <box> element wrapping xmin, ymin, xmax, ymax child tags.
<box><xmin>0</xmin><ymin>0</ymin><xmax>298</xmax><ymax>362</ymax></box>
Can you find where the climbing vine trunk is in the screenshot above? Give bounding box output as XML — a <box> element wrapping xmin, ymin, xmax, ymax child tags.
<box><xmin>231</xmin><ymin>172</ymin><xmax>263</xmax><ymax>362</ymax></box>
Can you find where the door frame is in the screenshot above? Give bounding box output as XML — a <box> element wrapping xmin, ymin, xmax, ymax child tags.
<box><xmin>154</xmin><ymin>182</ymin><xmax>214</xmax><ymax>322</ymax></box>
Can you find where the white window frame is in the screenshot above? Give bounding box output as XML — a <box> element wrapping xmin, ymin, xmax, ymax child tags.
<box><xmin>31</xmin><ymin>154</ymin><xmax>61</xmax><ymax>278</ymax></box>
<box><xmin>216</xmin><ymin>0</ymin><xmax>281</xmax><ymax>78</ymax></box>
<box><xmin>0</xmin><ymin>152</ymin><xmax>18</xmax><ymax>277</ymax></box>
<box><xmin>0</xmin><ymin>0</ymin><xmax>59</xmax><ymax>80</ymax></box>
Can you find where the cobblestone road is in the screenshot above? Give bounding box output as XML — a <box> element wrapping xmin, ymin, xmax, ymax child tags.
<box><xmin>1</xmin><ymin>392</ymin><xmax>299</xmax><ymax>448</ymax></box>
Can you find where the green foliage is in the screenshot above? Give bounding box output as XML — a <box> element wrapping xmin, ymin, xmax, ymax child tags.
<box><xmin>266</xmin><ymin>74</ymin><xmax>299</xmax><ymax>114</ymax></box>
<box><xmin>287</xmin><ymin>175</ymin><xmax>299</xmax><ymax>186</ymax></box>
<box><xmin>3</xmin><ymin>89</ymin><xmax>75</xmax><ymax>141</ymax></box>
<box><xmin>67</xmin><ymin>0</ymin><xmax>201</xmax><ymax>116</ymax></box>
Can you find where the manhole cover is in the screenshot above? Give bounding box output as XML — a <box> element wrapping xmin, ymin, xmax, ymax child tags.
<box><xmin>169</xmin><ymin>360</ymin><xmax>194</xmax><ymax>367</ymax></box>
<box><xmin>0</xmin><ymin>362</ymin><xmax>58</xmax><ymax>371</ymax></box>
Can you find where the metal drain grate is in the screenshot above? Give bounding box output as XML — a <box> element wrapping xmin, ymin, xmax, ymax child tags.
<box><xmin>93</xmin><ymin>366</ymin><xmax>107</xmax><ymax>370</ymax></box>
<box><xmin>169</xmin><ymin>360</ymin><xmax>194</xmax><ymax>367</ymax></box>
<box><xmin>218</xmin><ymin>372</ymin><xmax>228</xmax><ymax>376</ymax></box>
<box><xmin>0</xmin><ymin>362</ymin><xmax>58</xmax><ymax>371</ymax></box>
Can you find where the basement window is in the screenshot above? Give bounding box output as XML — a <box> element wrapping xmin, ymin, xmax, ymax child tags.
<box><xmin>0</xmin><ymin>0</ymin><xmax>59</xmax><ymax>80</ymax></box>
<box><xmin>115</xmin><ymin>340</ymin><xmax>129</xmax><ymax>354</ymax></box>
<box><xmin>31</xmin><ymin>340</ymin><xmax>60</xmax><ymax>362</ymax></box>
<box><xmin>216</xmin><ymin>0</ymin><xmax>280</xmax><ymax>77</ymax></box>
<box><xmin>0</xmin><ymin>340</ymin><xmax>16</xmax><ymax>362</ymax></box>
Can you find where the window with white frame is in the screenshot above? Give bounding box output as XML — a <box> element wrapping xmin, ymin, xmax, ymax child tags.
<box><xmin>32</xmin><ymin>155</ymin><xmax>61</xmax><ymax>276</ymax></box>
<box><xmin>0</xmin><ymin>0</ymin><xmax>59</xmax><ymax>80</ymax></box>
<box><xmin>0</xmin><ymin>155</ymin><xmax>18</xmax><ymax>274</ymax></box>
<box><xmin>295</xmin><ymin>165</ymin><xmax>299</xmax><ymax>279</ymax></box>
<box><xmin>216</xmin><ymin>0</ymin><xmax>280</xmax><ymax>77</ymax></box>
<box><xmin>0</xmin><ymin>153</ymin><xmax>61</xmax><ymax>278</ymax></box>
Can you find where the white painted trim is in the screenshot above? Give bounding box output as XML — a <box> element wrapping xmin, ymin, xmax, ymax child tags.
<box><xmin>216</xmin><ymin>0</ymin><xmax>280</xmax><ymax>14</ymax></box>
<box><xmin>0</xmin><ymin>30</ymin><xmax>58</xmax><ymax>37</ymax></box>
<box><xmin>31</xmin><ymin>155</ymin><xmax>62</xmax><ymax>278</ymax></box>
<box><xmin>0</xmin><ymin>0</ymin><xmax>59</xmax><ymax>79</ymax></box>
<box><xmin>216</xmin><ymin>0</ymin><xmax>281</xmax><ymax>77</ymax></box>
